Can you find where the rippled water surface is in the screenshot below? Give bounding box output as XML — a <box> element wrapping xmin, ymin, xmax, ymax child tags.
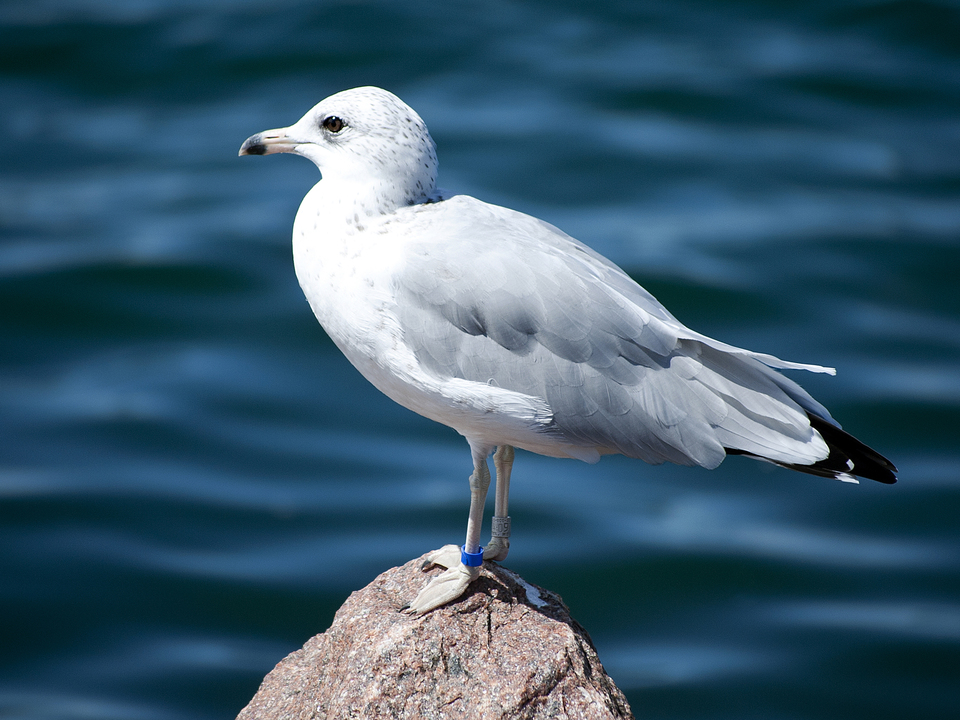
<box><xmin>2</xmin><ymin>1</ymin><xmax>960</xmax><ymax>718</ymax></box>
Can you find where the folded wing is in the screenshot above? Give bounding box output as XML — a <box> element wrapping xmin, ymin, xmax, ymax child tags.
<box><xmin>394</xmin><ymin>196</ymin><xmax>892</xmax><ymax>481</ymax></box>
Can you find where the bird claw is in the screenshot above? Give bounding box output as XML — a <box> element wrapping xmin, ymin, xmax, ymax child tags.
<box><xmin>407</xmin><ymin>561</ymin><xmax>480</xmax><ymax>615</ymax></box>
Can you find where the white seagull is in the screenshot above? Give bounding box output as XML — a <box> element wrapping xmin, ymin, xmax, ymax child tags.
<box><xmin>240</xmin><ymin>87</ymin><xmax>897</xmax><ymax>614</ymax></box>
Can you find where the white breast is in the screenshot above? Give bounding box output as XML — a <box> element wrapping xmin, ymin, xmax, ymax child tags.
<box><xmin>291</xmin><ymin>185</ymin><xmax>560</xmax><ymax>456</ymax></box>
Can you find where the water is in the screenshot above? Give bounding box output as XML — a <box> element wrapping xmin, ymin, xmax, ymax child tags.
<box><xmin>2</xmin><ymin>1</ymin><xmax>959</xmax><ymax>718</ymax></box>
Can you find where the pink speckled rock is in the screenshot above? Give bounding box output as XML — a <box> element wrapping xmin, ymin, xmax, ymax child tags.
<box><xmin>236</xmin><ymin>555</ymin><xmax>634</xmax><ymax>720</ymax></box>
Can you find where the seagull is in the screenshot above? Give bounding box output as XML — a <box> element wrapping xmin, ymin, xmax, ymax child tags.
<box><xmin>239</xmin><ymin>87</ymin><xmax>897</xmax><ymax>614</ymax></box>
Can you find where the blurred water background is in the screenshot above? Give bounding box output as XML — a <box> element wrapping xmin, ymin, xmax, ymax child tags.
<box><xmin>2</xmin><ymin>1</ymin><xmax>960</xmax><ymax>718</ymax></box>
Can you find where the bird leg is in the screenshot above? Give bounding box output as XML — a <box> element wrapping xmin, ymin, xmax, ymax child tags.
<box><xmin>407</xmin><ymin>449</ymin><xmax>491</xmax><ymax>614</ymax></box>
<box><xmin>484</xmin><ymin>444</ymin><xmax>514</xmax><ymax>561</ymax></box>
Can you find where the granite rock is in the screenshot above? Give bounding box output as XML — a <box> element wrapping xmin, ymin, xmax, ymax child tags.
<box><xmin>237</xmin><ymin>554</ymin><xmax>634</xmax><ymax>719</ymax></box>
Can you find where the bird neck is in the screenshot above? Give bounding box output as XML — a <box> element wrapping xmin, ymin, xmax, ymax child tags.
<box><xmin>312</xmin><ymin>175</ymin><xmax>434</xmax><ymax>224</ymax></box>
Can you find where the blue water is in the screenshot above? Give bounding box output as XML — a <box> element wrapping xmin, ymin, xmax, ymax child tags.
<box><xmin>2</xmin><ymin>1</ymin><xmax>960</xmax><ymax>718</ymax></box>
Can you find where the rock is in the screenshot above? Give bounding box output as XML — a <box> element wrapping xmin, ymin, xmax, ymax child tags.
<box><xmin>237</xmin><ymin>553</ymin><xmax>634</xmax><ymax>720</ymax></box>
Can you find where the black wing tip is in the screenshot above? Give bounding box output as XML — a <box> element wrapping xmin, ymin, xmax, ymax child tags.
<box><xmin>726</xmin><ymin>414</ymin><xmax>898</xmax><ymax>485</ymax></box>
<box><xmin>806</xmin><ymin>414</ymin><xmax>898</xmax><ymax>485</ymax></box>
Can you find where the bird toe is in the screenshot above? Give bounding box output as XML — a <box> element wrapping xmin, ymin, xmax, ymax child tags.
<box><xmin>406</xmin><ymin>563</ymin><xmax>479</xmax><ymax>615</ymax></box>
<box><xmin>419</xmin><ymin>544</ymin><xmax>462</xmax><ymax>571</ymax></box>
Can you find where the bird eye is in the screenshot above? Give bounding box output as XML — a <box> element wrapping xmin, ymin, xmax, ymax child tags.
<box><xmin>321</xmin><ymin>116</ymin><xmax>345</xmax><ymax>133</ymax></box>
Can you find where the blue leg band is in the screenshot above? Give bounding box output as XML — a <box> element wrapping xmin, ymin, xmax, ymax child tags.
<box><xmin>461</xmin><ymin>545</ymin><xmax>484</xmax><ymax>567</ymax></box>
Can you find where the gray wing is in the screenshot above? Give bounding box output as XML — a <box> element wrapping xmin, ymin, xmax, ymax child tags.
<box><xmin>395</xmin><ymin>195</ymin><xmax>833</xmax><ymax>469</ymax></box>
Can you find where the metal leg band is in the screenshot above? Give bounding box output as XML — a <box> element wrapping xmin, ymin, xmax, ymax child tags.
<box><xmin>491</xmin><ymin>515</ymin><xmax>511</xmax><ymax>539</ymax></box>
